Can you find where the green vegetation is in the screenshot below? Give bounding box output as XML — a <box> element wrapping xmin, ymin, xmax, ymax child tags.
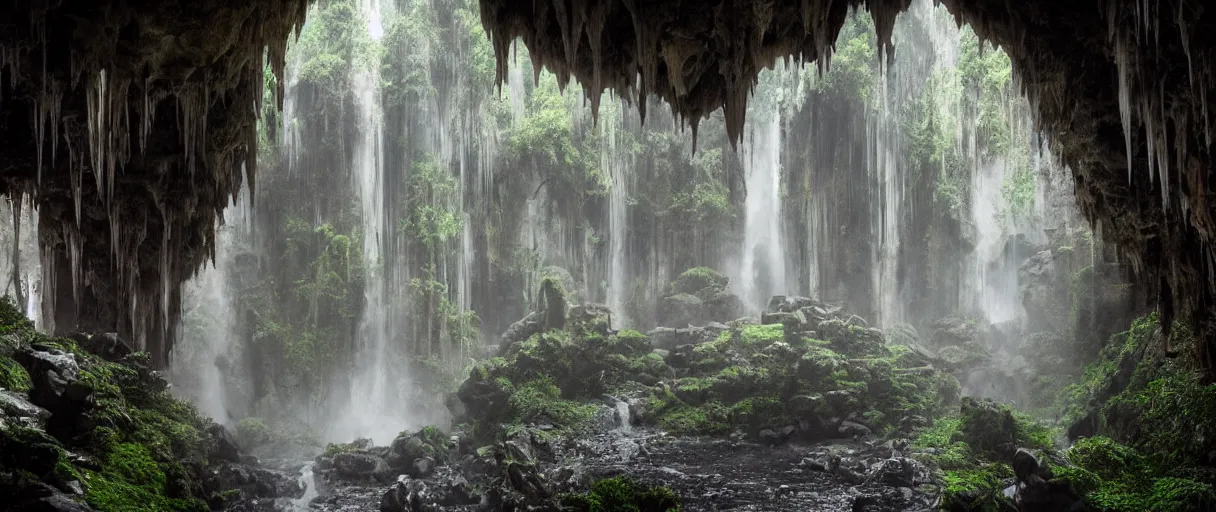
<box><xmin>0</xmin><ymin>299</ymin><xmax>222</xmax><ymax>511</ymax></box>
<box><xmin>560</xmin><ymin>475</ymin><xmax>681</xmax><ymax>512</ymax></box>
<box><xmin>669</xmin><ymin>267</ymin><xmax>729</xmax><ymax>297</ymax></box>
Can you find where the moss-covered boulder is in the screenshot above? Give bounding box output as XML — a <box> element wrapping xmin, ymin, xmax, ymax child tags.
<box><xmin>655</xmin><ymin>267</ymin><xmax>744</xmax><ymax>327</ymax></box>
<box><xmin>0</xmin><ymin>297</ymin><xmax>298</xmax><ymax>511</ymax></box>
<box><xmin>647</xmin><ymin>313</ymin><xmax>959</xmax><ymax>439</ymax></box>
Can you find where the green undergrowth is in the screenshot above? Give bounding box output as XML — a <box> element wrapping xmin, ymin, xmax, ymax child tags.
<box><xmin>560</xmin><ymin>475</ymin><xmax>681</xmax><ymax>512</ymax></box>
<box><xmin>912</xmin><ymin>398</ymin><xmax>1056</xmax><ymax>511</ymax></box>
<box><xmin>916</xmin><ymin>312</ymin><xmax>1216</xmax><ymax>512</ymax></box>
<box><xmin>648</xmin><ymin>320</ymin><xmax>959</xmax><ymax>437</ymax></box>
<box><xmin>1055</xmin><ymin>436</ymin><xmax>1216</xmax><ymax>511</ymax></box>
<box><xmin>0</xmin><ymin>297</ymin><xmax>214</xmax><ymax>511</ymax></box>
<box><xmin>1051</xmin><ymin>312</ymin><xmax>1216</xmax><ymax>511</ymax></box>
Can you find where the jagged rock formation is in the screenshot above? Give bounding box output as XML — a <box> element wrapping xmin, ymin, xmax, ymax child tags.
<box><xmin>0</xmin><ymin>1</ymin><xmax>308</xmax><ymax>366</ymax></box>
<box><xmin>477</xmin><ymin>0</ymin><xmax>1216</xmax><ymax>372</ymax></box>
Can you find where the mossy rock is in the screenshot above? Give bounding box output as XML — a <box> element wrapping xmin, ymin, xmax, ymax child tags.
<box><xmin>609</xmin><ymin>329</ymin><xmax>651</xmax><ymax>358</ymax></box>
<box><xmin>0</xmin><ymin>355</ymin><xmax>32</xmax><ymax>392</ymax></box>
<box><xmin>235</xmin><ymin>417</ymin><xmax>272</xmax><ymax>450</ymax></box>
<box><xmin>509</xmin><ymin>378</ymin><xmax>598</xmax><ymax>429</ymax></box>
<box><xmin>456</xmin><ymin>358</ymin><xmax>516</xmax><ymax>422</ymax></box>
<box><xmin>669</xmin><ymin>267</ymin><xmax>729</xmax><ymax>299</ymax></box>
<box><xmin>657</xmin><ymin>293</ymin><xmax>705</xmax><ymax>327</ymax></box>
<box><xmin>957</xmin><ymin>397</ymin><xmax>1021</xmax><ymax>459</ymax></box>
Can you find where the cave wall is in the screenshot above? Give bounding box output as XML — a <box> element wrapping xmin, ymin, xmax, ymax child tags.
<box><xmin>0</xmin><ymin>0</ymin><xmax>307</xmax><ymax>366</ymax></box>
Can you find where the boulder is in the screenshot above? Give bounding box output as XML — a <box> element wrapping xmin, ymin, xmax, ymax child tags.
<box><xmin>387</xmin><ymin>429</ymin><xmax>448</xmax><ymax>470</ymax></box>
<box><xmin>656</xmin><ymin>293</ymin><xmax>704</xmax><ymax>327</ymax></box>
<box><xmin>410</xmin><ymin>456</ymin><xmax>435</xmax><ymax>478</ymax></box>
<box><xmin>958</xmin><ymin>397</ymin><xmax>1019</xmax><ymax>460</ymax></box>
<box><xmin>14</xmin><ymin>346</ymin><xmax>81</xmax><ymax>410</ymax></box>
<box><xmin>568</xmin><ymin>303</ymin><xmax>613</xmax><ymax>337</ymax></box>
<box><xmin>64</xmin><ymin>332</ymin><xmax>132</xmax><ymax>362</ymax></box>
<box><xmin>498</xmin><ymin>312</ymin><xmax>543</xmax><ymax>356</ymax></box>
<box><xmin>332</xmin><ymin>452</ymin><xmax>388</xmax><ymax>479</ymax></box>
<box><xmin>0</xmin><ymin>390</ymin><xmax>51</xmax><ymax>428</ymax></box>
<box><xmin>205</xmin><ymin>423</ymin><xmax>242</xmax><ymax>463</ymax></box>
<box><xmin>380</xmin><ymin>477</ymin><xmax>427</xmax><ymax>512</ymax></box>
<box><xmin>838</xmin><ymin>420</ymin><xmax>873</xmax><ymax>438</ymax></box>
<box><xmin>8</xmin><ymin>483</ymin><xmax>97</xmax><ymax>512</ymax></box>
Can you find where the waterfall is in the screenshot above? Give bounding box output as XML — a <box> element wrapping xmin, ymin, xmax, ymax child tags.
<box><xmin>738</xmin><ymin>100</ymin><xmax>787</xmax><ymax>311</ymax></box>
<box><xmin>870</xmin><ymin>54</ymin><xmax>905</xmax><ymax>328</ymax></box>
<box><xmin>603</xmin><ymin>100</ymin><xmax>630</xmax><ymax>324</ymax></box>
<box><xmin>340</xmin><ymin>0</ymin><xmax>403</xmax><ymax>445</ymax></box>
<box><xmin>0</xmin><ymin>197</ymin><xmax>40</xmax><ymax>327</ymax></box>
<box><xmin>170</xmin><ymin>187</ymin><xmax>252</xmax><ymax>426</ymax></box>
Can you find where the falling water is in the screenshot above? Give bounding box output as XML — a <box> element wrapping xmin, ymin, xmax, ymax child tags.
<box><xmin>968</xmin><ymin>158</ymin><xmax>1023</xmax><ymax>324</ymax></box>
<box><xmin>0</xmin><ymin>198</ymin><xmax>41</xmax><ymax>327</ymax></box>
<box><xmin>738</xmin><ymin>101</ymin><xmax>787</xmax><ymax>311</ymax></box>
<box><xmin>339</xmin><ymin>0</ymin><xmax>403</xmax><ymax>445</ymax></box>
<box><xmin>170</xmin><ymin>187</ymin><xmax>252</xmax><ymax>426</ymax></box>
<box><xmin>870</xmin><ymin>53</ymin><xmax>905</xmax><ymax>328</ymax></box>
<box><xmin>603</xmin><ymin>100</ymin><xmax>630</xmax><ymax>323</ymax></box>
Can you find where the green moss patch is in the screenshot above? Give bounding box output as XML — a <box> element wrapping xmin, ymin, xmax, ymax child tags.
<box><xmin>560</xmin><ymin>475</ymin><xmax>681</xmax><ymax>512</ymax></box>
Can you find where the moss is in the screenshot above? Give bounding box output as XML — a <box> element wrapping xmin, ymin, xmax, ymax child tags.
<box><xmin>0</xmin><ymin>296</ymin><xmax>35</xmax><ymax>335</ymax></box>
<box><xmin>669</xmin><ymin>267</ymin><xmax>728</xmax><ymax>297</ymax></box>
<box><xmin>235</xmin><ymin>417</ymin><xmax>272</xmax><ymax>450</ymax></box>
<box><xmin>509</xmin><ymin>378</ymin><xmax>597</xmax><ymax>429</ymax></box>
<box><xmin>560</xmin><ymin>475</ymin><xmax>681</xmax><ymax>512</ymax></box>
<box><xmin>610</xmin><ymin>329</ymin><xmax>651</xmax><ymax>357</ymax></box>
<box><xmin>655</xmin><ymin>401</ymin><xmax>731</xmax><ymax>436</ymax></box>
<box><xmin>938</xmin><ymin>464</ymin><xmax>1016</xmax><ymax>512</ymax></box>
<box><xmin>0</xmin><ymin>354</ymin><xmax>31</xmax><ymax>391</ymax></box>
<box><xmin>83</xmin><ymin>442</ymin><xmax>207</xmax><ymax>512</ymax></box>
<box><xmin>540</xmin><ymin>276</ymin><xmax>567</xmax><ymax>331</ymax></box>
<box><xmin>1060</xmin><ymin>437</ymin><xmax>1216</xmax><ymax>512</ymax></box>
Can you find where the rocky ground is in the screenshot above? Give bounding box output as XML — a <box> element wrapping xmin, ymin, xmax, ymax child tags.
<box><xmin>5</xmin><ymin>268</ymin><xmax>1211</xmax><ymax>511</ymax></box>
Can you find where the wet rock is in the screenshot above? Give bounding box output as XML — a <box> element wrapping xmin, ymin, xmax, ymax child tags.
<box><xmin>1016</xmin><ymin>478</ymin><xmax>1087</xmax><ymax>512</ymax></box>
<box><xmin>8</xmin><ymin>483</ymin><xmax>97</xmax><ymax>511</ymax></box>
<box><xmin>410</xmin><ymin>456</ymin><xmax>435</xmax><ymax>478</ymax></box>
<box><xmin>15</xmin><ymin>346</ymin><xmax>81</xmax><ymax>409</ymax></box>
<box><xmin>64</xmin><ymin>332</ymin><xmax>132</xmax><ymax>362</ymax></box>
<box><xmin>202</xmin><ymin>462</ymin><xmax>304</xmax><ymax>506</ymax></box>
<box><xmin>380</xmin><ymin>477</ymin><xmax>427</xmax><ymax>512</ymax></box>
<box><xmin>498</xmin><ymin>312</ymin><xmax>543</xmax><ymax>355</ymax></box>
<box><xmin>0</xmin><ymin>390</ymin><xmax>51</xmax><ymax>428</ymax></box>
<box><xmin>333</xmin><ymin>452</ymin><xmax>388</xmax><ymax>479</ymax></box>
<box><xmin>206</xmin><ymin>423</ymin><xmax>242</xmax><ymax>463</ymax></box>
<box><xmin>569</xmin><ymin>303</ymin><xmax>614</xmax><ymax>337</ymax></box>
<box><xmin>503</xmin><ymin>433</ymin><xmax>535</xmax><ymax>463</ymax></box>
<box><xmin>867</xmin><ymin>457</ymin><xmax>924</xmax><ymax>488</ymax></box>
<box><xmin>1012</xmin><ymin>448</ymin><xmax>1042</xmax><ymax>483</ymax></box>
<box><xmin>453</xmin><ymin>366</ymin><xmax>513</xmax><ymax>422</ymax></box>
<box><xmin>838</xmin><ymin>421</ymin><xmax>872</xmax><ymax>439</ymax></box>
<box><xmin>760</xmin><ymin>310</ymin><xmax>806</xmax><ymax>329</ymax></box>
<box><xmin>959</xmin><ymin>397</ymin><xmax>1019</xmax><ymax>459</ymax></box>
<box><xmin>657</xmin><ymin>293</ymin><xmax>705</xmax><ymax>327</ymax></box>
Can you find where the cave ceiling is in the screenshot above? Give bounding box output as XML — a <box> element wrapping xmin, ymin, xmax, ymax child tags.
<box><xmin>1</xmin><ymin>0</ymin><xmax>1214</xmax><ymax>369</ymax></box>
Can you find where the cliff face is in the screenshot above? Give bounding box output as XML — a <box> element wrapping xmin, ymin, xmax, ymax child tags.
<box><xmin>476</xmin><ymin>0</ymin><xmax>1216</xmax><ymax>371</ymax></box>
<box><xmin>1</xmin><ymin>0</ymin><xmax>1213</xmax><ymax>370</ymax></box>
<box><xmin>0</xmin><ymin>1</ymin><xmax>308</xmax><ymax>365</ymax></box>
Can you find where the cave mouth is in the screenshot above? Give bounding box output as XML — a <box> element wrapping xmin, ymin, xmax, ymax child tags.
<box><xmin>0</xmin><ymin>1</ymin><xmax>1213</xmax><ymax>511</ymax></box>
